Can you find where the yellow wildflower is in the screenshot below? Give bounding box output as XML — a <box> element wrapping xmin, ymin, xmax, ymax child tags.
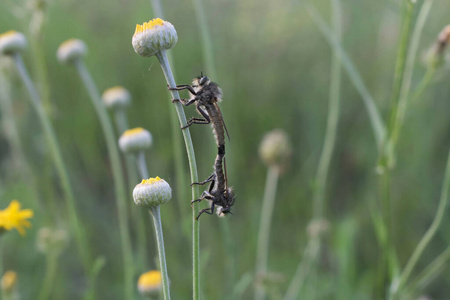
<box><xmin>0</xmin><ymin>200</ymin><xmax>33</xmax><ymax>235</ymax></box>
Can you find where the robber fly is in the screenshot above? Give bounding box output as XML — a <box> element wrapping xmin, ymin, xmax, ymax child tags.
<box><xmin>169</xmin><ymin>74</ymin><xmax>230</xmax><ymax>158</ymax></box>
<box><xmin>191</xmin><ymin>154</ymin><xmax>235</xmax><ymax>219</ymax></box>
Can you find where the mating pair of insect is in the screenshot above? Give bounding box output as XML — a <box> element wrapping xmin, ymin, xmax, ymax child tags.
<box><xmin>169</xmin><ymin>74</ymin><xmax>235</xmax><ymax>220</ymax></box>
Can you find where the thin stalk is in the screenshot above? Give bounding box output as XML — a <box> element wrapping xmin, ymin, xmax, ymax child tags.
<box><xmin>38</xmin><ymin>253</ymin><xmax>59</xmax><ymax>300</ymax></box>
<box><xmin>155</xmin><ymin>50</ymin><xmax>200</xmax><ymax>300</ymax></box>
<box><xmin>150</xmin><ymin>0</ymin><xmax>190</xmax><ymax>232</ymax></box>
<box><xmin>390</xmin><ymin>147</ymin><xmax>450</xmax><ymax>298</ymax></box>
<box><xmin>410</xmin><ymin>66</ymin><xmax>436</xmax><ymax>105</ymax></box>
<box><xmin>285</xmin><ymin>1</ymin><xmax>341</xmax><ymax>298</ymax></box>
<box><xmin>12</xmin><ymin>53</ymin><xmax>92</xmax><ymax>273</ymax></box>
<box><xmin>73</xmin><ymin>59</ymin><xmax>134</xmax><ymax>299</ymax></box>
<box><xmin>312</xmin><ymin>0</ymin><xmax>342</xmax><ymax>221</ymax></box>
<box><xmin>385</xmin><ymin>0</ymin><xmax>433</xmax><ymax>168</ymax></box>
<box><xmin>254</xmin><ymin>166</ymin><xmax>280</xmax><ymax>300</ymax></box>
<box><xmin>307</xmin><ymin>5</ymin><xmax>386</xmax><ymax>148</ymax></box>
<box><xmin>137</xmin><ymin>151</ymin><xmax>150</xmax><ymax>179</ymax></box>
<box><xmin>113</xmin><ymin>109</ymin><xmax>148</xmax><ymax>269</ymax></box>
<box><xmin>387</xmin><ymin>0</ymin><xmax>415</xmax><ymax>128</ymax></box>
<box><xmin>408</xmin><ymin>246</ymin><xmax>450</xmax><ymax>292</ymax></box>
<box><xmin>149</xmin><ymin>206</ymin><xmax>171</xmax><ymax>300</ymax></box>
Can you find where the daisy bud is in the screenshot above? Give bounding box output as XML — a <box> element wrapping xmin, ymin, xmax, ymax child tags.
<box><xmin>1</xmin><ymin>271</ymin><xmax>17</xmax><ymax>294</ymax></box>
<box><xmin>132</xmin><ymin>18</ymin><xmax>178</xmax><ymax>57</ymax></box>
<box><xmin>259</xmin><ymin>129</ymin><xmax>292</xmax><ymax>169</ymax></box>
<box><xmin>133</xmin><ymin>177</ymin><xmax>172</xmax><ymax>208</ymax></box>
<box><xmin>57</xmin><ymin>39</ymin><xmax>87</xmax><ymax>64</ymax></box>
<box><xmin>102</xmin><ymin>86</ymin><xmax>131</xmax><ymax>110</ymax></box>
<box><xmin>137</xmin><ymin>270</ymin><xmax>162</xmax><ymax>297</ymax></box>
<box><xmin>0</xmin><ymin>31</ymin><xmax>27</xmax><ymax>55</ymax></box>
<box><xmin>119</xmin><ymin>127</ymin><xmax>152</xmax><ymax>153</ymax></box>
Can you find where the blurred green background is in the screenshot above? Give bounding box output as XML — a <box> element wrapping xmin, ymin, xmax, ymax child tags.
<box><xmin>1</xmin><ymin>0</ymin><xmax>450</xmax><ymax>299</ymax></box>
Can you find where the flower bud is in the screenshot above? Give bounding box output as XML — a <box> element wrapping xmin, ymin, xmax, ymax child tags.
<box><xmin>102</xmin><ymin>86</ymin><xmax>131</xmax><ymax>110</ymax></box>
<box><xmin>132</xmin><ymin>18</ymin><xmax>178</xmax><ymax>57</ymax></box>
<box><xmin>137</xmin><ymin>270</ymin><xmax>162</xmax><ymax>297</ymax></box>
<box><xmin>1</xmin><ymin>271</ymin><xmax>17</xmax><ymax>295</ymax></box>
<box><xmin>37</xmin><ymin>227</ymin><xmax>69</xmax><ymax>254</ymax></box>
<box><xmin>0</xmin><ymin>31</ymin><xmax>27</xmax><ymax>55</ymax></box>
<box><xmin>119</xmin><ymin>127</ymin><xmax>152</xmax><ymax>153</ymax></box>
<box><xmin>133</xmin><ymin>177</ymin><xmax>172</xmax><ymax>208</ymax></box>
<box><xmin>57</xmin><ymin>39</ymin><xmax>87</xmax><ymax>64</ymax></box>
<box><xmin>259</xmin><ymin>129</ymin><xmax>292</xmax><ymax>168</ymax></box>
<box><xmin>426</xmin><ymin>25</ymin><xmax>450</xmax><ymax>69</ymax></box>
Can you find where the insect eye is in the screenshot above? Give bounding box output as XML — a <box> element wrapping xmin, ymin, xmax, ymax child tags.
<box><xmin>199</xmin><ymin>76</ymin><xmax>208</xmax><ymax>85</ymax></box>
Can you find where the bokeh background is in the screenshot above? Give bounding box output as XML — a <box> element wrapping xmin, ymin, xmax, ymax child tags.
<box><xmin>1</xmin><ymin>0</ymin><xmax>450</xmax><ymax>299</ymax></box>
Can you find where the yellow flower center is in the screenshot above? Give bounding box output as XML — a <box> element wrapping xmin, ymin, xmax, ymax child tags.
<box><xmin>134</xmin><ymin>18</ymin><xmax>165</xmax><ymax>35</ymax></box>
<box><xmin>0</xmin><ymin>31</ymin><xmax>18</xmax><ymax>38</ymax></box>
<box><xmin>138</xmin><ymin>270</ymin><xmax>162</xmax><ymax>289</ymax></box>
<box><xmin>123</xmin><ymin>127</ymin><xmax>145</xmax><ymax>137</ymax></box>
<box><xmin>105</xmin><ymin>86</ymin><xmax>125</xmax><ymax>93</ymax></box>
<box><xmin>141</xmin><ymin>176</ymin><xmax>162</xmax><ymax>185</ymax></box>
<box><xmin>59</xmin><ymin>38</ymin><xmax>79</xmax><ymax>48</ymax></box>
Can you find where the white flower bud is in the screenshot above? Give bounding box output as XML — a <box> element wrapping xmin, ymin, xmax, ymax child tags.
<box><xmin>132</xmin><ymin>18</ymin><xmax>178</xmax><ymax>57</ymax></box>
<box><xmin>133</xmin><ymin>177</ymin><xmax>172</xmax><ymax>208</ymax></box>
<box><xmin>119</xmin><ymin>127</ymin><xmax>152</xmax><ymax>153</ymax></box>
<box><xmin>0</xmin><ymin>31</ymin><xmax>27</xmax><ymax>55</ymax></box>
<box><xmin>259</xmin><ymin>129</ymin><xmax>292</xmax><ymax>168</ymax></box>
<box><xmin>102</xmin><ymin>86</ymin><xmax>131</xmax><ymax>110</ymax></box>
<box><xmin>57</xmin><ymin>39</ymin><xmax>87</xmax><ymax>64</ymax></box>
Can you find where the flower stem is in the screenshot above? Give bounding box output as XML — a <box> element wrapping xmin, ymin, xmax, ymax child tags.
<box><xmin>137</xmin><ymin>151</ymin><xmax>150</xmax><ymax>179</ymax></box>
<box><xmin>385</xmin><ymin>0</ymin><xmax>433</xmax><ymax>169</ymax></box>
<box><xmin>113</xmin><ymin>110</ymin><xmax>148</xmax><ymax>269</ymax></box>
<box><xmin>155</xmin><ymin>50</ymin><xmax>200</xmax><ymax>300</ymax></box>
<box><xmin>38</xmin><ymin>253</ymin><xmax>59</xmax><ymax>300</ymax></box>
<box><xmin>149</xmin><ymin>206</ymin><xmax>171</xmax><ymax>300</ymax></box>
<box><xmin>254</xmin><ymin>166</ymin><xmax>279</xmax><ymax>300</ymax></box>
<box><xmin>73</xmin><ymin>59</ymin><xmax>134</xmax><ymax>299</ymax></box>
<box><xmin>12</xmin><ymin>53</ymin><xmax>92</xmax><ymax>274</ymax></box>
<box><xmin>390</xmin><ymin>146</ymin><xmax>450</xmax><ymax>298</ymax></box>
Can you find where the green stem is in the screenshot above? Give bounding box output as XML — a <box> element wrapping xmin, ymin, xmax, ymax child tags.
<box><xmin>12</xmin><ymin>53</ymin><xmax>92</xmax><ymax>274</ymax></box>
<box><xmin>155</xmin><ymin>50</ymin><xmax>200</xmax><ymax>300</ymax></box>
<box><xmin>410</xmin><ymin>66</ymin><xmax>436</xmax><ymax>105</ymax></box>
<box><xmin>113</xmin><ymin>109</ymin><xmax>148</xmax><ymax>269</ymax></box>
<box><xmin>307</xmin><ymin>5</ymin><xmax>385</xmax><ymax>148</ymax></box>
<box><xmin>390</xmin><ymin>147</ymin><xmax>450</xmax><ymax>297</ymax></box>
<box><xmin>312</xmin><ymin>0</ymin><xmax>342</xmax><ymax>221</ymax></box>
<box><xmin>254</xmin><ymin>166</ymin><xmax>280</xmax><ymax>300</ymax></box>
<box><xmin>149</xmin><ymin>0</ymin><xmax>190</xmax><ymax>233</ymax></box>
<box><xmin>387</xmin><ymin>0</ymin><xmax>415</xmax><ymax>129</ymax></box>
<box><xmin>73</xmin><ymin>59</ymin><xmax>134</xmax><ymax>299</ymax></box>
<box><xmin>137</xmin><ymin>151</ymin><xmax>150</xmax><ymax>179</ymax></box>
<box><xmin>38</xmin><ymin>253</ymin><xmax>59</xmax><ymax>300</ymax></box>
<box><xmin>149</xmin><ymin>206</ymin><xmax>171</xmax><ymax>300</ymax></box>
<box><xmin>385</xmin><ymin>0</ymin><xmax>433</xmax><ymax>169</ymax></box>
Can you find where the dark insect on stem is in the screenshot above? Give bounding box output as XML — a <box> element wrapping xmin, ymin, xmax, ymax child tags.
<box><xmin>169</xmin><ymin>75</ymin><xmax>235</xmax><ymax>219</ymax></box>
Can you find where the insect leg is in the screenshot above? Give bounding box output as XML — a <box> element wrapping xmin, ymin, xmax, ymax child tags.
<box><xmin>190</xmin><ymin>173</ymin><xmax>215</xmax><ymax>186</ymax></box>
<box><xmin>196</xmin><ymin>203</ymin><xmax>215</xmax><ymax>220</ymax></box>
<box><xmin>172</xmin><ymin>97</ymin><xmax>197</xmax><ymax>106</ymax></box>
<box><xmin>181</xmin><ymin>106</ymin><xmax>211</xmax><ymax>129</ymax></box>
<box><xmin>168</xmin><ymin>85</ymin><xmax>198</xmax><ymax>95</ymax></box>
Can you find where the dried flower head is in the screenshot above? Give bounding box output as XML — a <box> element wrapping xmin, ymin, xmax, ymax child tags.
<box><xmin>57</xmin><ymin>39</ymin><xmax>87</xmax><ymax>64</ymax></box>
<box><xmin>137</xmin><ymin>270</ymin><xmax>162</xmax><ymax>296</ymax></box>
<box><xmin>259</xmin><ymin>129</ymin><xmax>292</xmax><ymax>169</ymax></box>
<box><xmin>119</xmin><ymin>127</ymin><xmax>153</xmax><ymax>153</ymax></box>
<box><xmin>426</xmin><ymin>25</ymin><xmax>450</xmax><ymax>68</ymax></box>
<box><xmin>133</xmin><ymin>177</ymin><xmax>172</xmax><ymax>208</ymax></box>
<box><xmin>0</xmin><ymin>200</ymin><xmax>33</xmax><ymax>236</ymax></box>
<box><xmin>0</xmin><ymin>31</ymin><xmax>27</xmax><ymax>55</ymax></box>
<box><xmin>37</xmin><ymin>227</ymin><xmax>69</xmax><ymax>254</ymax></box>
<box><xmin>132</xmin><ymin>18</ymin><xmax>178</xmax><ymax>57</ymax></box>
<box><xmin>102</xmin><ymin>86</ymin><xmax>132</xmax><ymax>110</ymax></box>
<box><xmin>1</xmin><ymin>271</ymin><xmax>17</xmax><ymax>294</ymax></box>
